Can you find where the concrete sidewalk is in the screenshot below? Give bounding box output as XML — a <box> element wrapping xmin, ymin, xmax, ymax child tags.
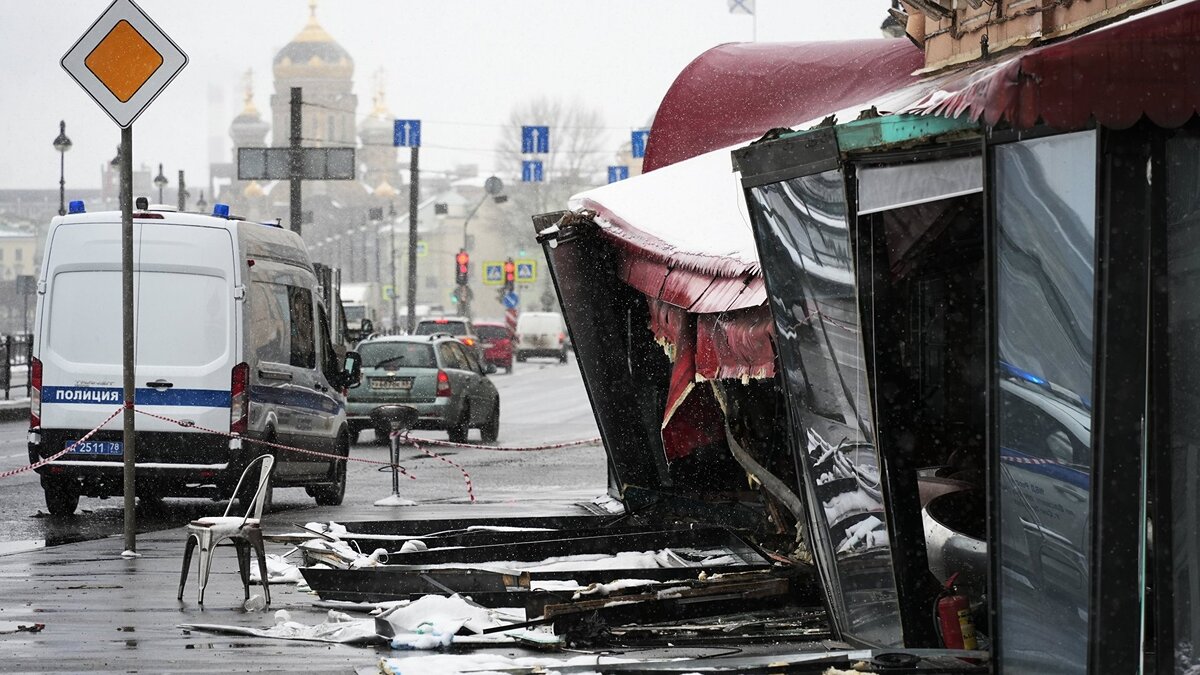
<box><xmin>0</xmin><ymin>498</ymin><xmax>602</xmax><ymax>674</ymax></box>
<box><xmin>0</xmin><ymin>397</ymin><xmax>29</xmax><ymax>422</ymax></box>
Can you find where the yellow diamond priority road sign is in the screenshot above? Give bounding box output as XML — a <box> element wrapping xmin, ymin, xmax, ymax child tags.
<box><xmin>61</xmin><ymin>0</ymin><xmax>187</xmax><ymax>128</ymax></box>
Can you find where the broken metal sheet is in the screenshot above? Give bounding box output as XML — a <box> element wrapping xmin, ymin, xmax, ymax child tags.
<box><xmin>544</xmin><ymin>577</ymin><xmax>793</xmax><ymax>641</ymax></box>
<box><xmin>606</xmin><ymin>608</ymin><xmax>830</xmax><ymax>646</ymax></box>
<box><xmin>377</xmin><ymin>653</ymin><xmax>639</xmax><ymax>675</ymax></box>
<box><xmin>372</xmin><ymin>527</ymin><xmax>764</xmax><ymax>566</ymax></box>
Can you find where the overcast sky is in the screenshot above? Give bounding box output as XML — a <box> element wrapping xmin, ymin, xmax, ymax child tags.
<box><xmin>0</xmin><ymin>0</ymin><xmax>891</xmax><ymax>193</ymax></box>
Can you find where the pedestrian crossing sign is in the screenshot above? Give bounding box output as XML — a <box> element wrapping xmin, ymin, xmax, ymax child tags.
<box><xmin>515</xmin><ymin>259</ymin><xmax>537</xmax><ymax>283</ymax></box>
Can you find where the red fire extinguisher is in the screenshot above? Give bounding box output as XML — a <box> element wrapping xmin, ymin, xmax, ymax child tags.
<box><xmin>936</xmin><ymin>572</ymin><xmax>978</xmax><ymax>650</ymax></box>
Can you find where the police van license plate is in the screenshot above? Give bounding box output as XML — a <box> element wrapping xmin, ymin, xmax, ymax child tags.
<box><xmin>66</xmin><ymin>440</ymin><xmax>122</xmax><ymax>456</ymax></box>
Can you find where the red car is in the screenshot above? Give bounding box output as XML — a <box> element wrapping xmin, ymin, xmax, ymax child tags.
<box><xmin>473</xmin><ymin>321</ymin><xmax>515</xmax><ymax>374</ymax></box>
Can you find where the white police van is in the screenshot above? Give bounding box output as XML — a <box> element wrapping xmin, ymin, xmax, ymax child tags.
<box><xmin>28</xmin><ymin>200</ymin><xmax>361</xmax><ymax>515</ymax></box>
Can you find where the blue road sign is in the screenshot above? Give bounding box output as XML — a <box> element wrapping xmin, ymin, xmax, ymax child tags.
<box><xmin>516</xmin><ymin>262</ymin><xmax>535</xmax><ymax>280</ymax></box>
<box><xmin>502</xmin><ymin>291</ymin><xmax>520</xmax><ymax>309</ymax></box>
<box><xmin>484</xmin><ymin>263</ymin><xmax>503</xmax><ymax>285</ymax></box>
<box><xmin>521</xmin><ymin>160</ymin><xmax>544</xmax><ymax>183</ymax></box>
<box><xmin>521</xmin><ymin>125</ymin><xmax>550</xmax><ymax>154</ymax></box>
<box><xmin>394</xmin><ymin>119</ymin><xmax>421</xmax><ymax>147</ymax></box>
<box><xmin>631</xmin><ymin>130</ymin><xmax>650</xmax><ymax>159</ymax></box>
<box><xmin>607</xmin><ymin>165</ymin><xmax>630</xmax><ymax>183</ymax></box>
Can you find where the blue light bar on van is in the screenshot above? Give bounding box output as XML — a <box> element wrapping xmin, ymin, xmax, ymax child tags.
<box><xmin>68</xmin><ymin>200</ymin><xmax>85</xmax><ymax>214</ymax></box>
<box><xmin>1000</xmin><ymin>360</ymin><xmax>1047</xmax><ymax>386</ymax></box>
<box><xmin>212</xmin><ymin>203</ymin><xmax>230</xmax><ymax>218</ymax></box>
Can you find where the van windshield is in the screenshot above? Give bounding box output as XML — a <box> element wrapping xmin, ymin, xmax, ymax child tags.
<box><xmin>48</xmin><ymin>270</ymin><xmax>229</xmax><ymax>367</ymax></box>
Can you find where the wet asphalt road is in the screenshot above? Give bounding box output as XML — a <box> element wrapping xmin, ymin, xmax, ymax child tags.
<box><xmin>0</xmin><ymin>354</ymin><xmax>604</xmax><ymax>554</ymax></box>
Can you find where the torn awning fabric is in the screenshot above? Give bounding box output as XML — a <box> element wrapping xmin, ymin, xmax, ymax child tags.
<box><xmin>904</xmin><ymin>1</ymin><xmax>1200</xmax><ymax>130</ymax></box>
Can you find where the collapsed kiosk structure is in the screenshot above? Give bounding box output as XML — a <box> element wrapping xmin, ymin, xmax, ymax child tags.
<box><xmin>536</xmin><ymin>2</ymin><xmax>1200</xmax><ymax>672</ymax></box>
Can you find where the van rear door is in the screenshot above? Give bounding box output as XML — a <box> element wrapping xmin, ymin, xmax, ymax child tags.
<box><xmin>40</xmin><ymin>221</ymin><xmax>237</xmax><ymax>438</ymax></box>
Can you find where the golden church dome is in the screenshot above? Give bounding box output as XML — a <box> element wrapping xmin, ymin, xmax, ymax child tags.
<box><xmin>373</xmin><ymin>178</ymin><xmax>398</xmax><ymax>199</ymax></box>
<box><xmin>272</xmin><ymin>1</ymin><xmax>353</xmax><ymax>81</ymax></box>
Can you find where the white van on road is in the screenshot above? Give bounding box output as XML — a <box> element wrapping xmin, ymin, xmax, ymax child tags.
<box><xmin>515</xmin><ymin>311</ymin><xmax>568</xmax><ymax>363</ymax></box>
<box><xmin>28</xmin><ymin>203</ymin><xmax>362</xmax><ymax>515</ymax></box>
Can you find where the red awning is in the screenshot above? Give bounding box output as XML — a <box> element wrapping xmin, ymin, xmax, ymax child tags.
<box><xmin>642</xmin><ymin>39</ymin><xmax>924</xmax><ymax>172</ymax></box>
<box><xmin>906</xmin><ymin>1</ymin><xmax>1200</xmax><ymax>130</ymax></box>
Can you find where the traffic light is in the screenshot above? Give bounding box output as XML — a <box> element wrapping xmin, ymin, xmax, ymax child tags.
<box><xmin>503</xmin><ymin>258</ymin><xmax>516</xmax><ymax>292</ymax></box>
<box><xmin>455</xmin><ymin>249</ymin><xmax>470</xmax><ymax>286</ymax></box>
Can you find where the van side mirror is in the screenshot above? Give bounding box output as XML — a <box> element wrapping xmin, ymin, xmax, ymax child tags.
<box><xmin>485</xmin><ymin>362</ymin><xmax>497</xmax><ymax>375</ymax></box>
<box><xmin>341</xmin><ymin>351</ymin><xmax>363</xmax><ymax>388</ymax></box>
<box><xmin>360</xmin><ymin>318</ymin><xmax>374</xmax><ymax>336</ymax></box>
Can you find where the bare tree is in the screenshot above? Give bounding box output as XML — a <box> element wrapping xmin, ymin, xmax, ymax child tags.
<box><xmin>494</xmin><ymin>97</ymin><xmax>612</xmax><ymax>242</ymax></box>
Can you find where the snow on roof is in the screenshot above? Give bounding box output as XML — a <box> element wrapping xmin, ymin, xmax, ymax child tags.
<box><xmin>569</xmin><ymin>145</ymin><xmax>756</xmax><ymax>271</ymax></box>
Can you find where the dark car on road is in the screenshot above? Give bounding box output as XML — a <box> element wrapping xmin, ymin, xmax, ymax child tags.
<box><xmin>473</xmin><ymin>321</ymin><xmax>515</xmax><ymax>373</ymax></box>
<box><xmin>346</xmin><ymin>335</ymin><xmax>500</xmax><ymax>444</ymax></box>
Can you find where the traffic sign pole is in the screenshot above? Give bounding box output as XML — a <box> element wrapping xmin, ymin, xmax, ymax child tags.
<box><xmin>289</xmin><ymin>88</ymin><xmax>303</xmax><ymax>235</ymax></box>
<box><xmin>120</xmin><ymin>126</ymin><xmax>136</xmax><ymax>554</ymax></box>
<box><xmin>407</xmin><ymin>146</ymin><xmax>419</xmax><ymax>333</ymax></box>
<box><xmin>64</xmin><ymin>0</ymin><xmax>188</xmax><ymax>554</ymax></box>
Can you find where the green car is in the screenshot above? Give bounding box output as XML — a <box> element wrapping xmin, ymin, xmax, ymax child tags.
<box><xmin>346</xmin><ymin>335</ymin><xmax>500</xmax><ymax>444</ymax></box>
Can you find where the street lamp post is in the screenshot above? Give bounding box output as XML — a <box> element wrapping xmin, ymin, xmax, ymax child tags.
<box><xmin>153</xmin><ymin>163</ymin><xmax>168</xmax><ymax>204</ymax></box>
<box><xmin>52</xmin><ymin>121</ymin><xmax>72</xmax><ymax>216</ymax></box>
<box><xmin>457</xmin><ymin>177</ymin><xmax>505</xmax><ymax>319</ymax></box>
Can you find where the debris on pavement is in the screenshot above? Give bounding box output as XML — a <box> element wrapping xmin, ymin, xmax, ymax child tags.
<box><xmin>377</xmin><ymin>652</ymin><xmax>637</xmax><ymax>675</ymax></box>
<box><xmin>180</xmin><ymin>609</ymin><xmax>387</xmax><ymax>645</ymax></box>
<box><xmin>0</xmin><ymin>622</ymin><xmax>45</xmax><ymax>634</ymax></box>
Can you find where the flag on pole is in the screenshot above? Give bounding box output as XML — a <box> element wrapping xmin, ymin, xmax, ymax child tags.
<box><xmin>728</xmin><ymin>0</ymin><xmax>754</xmax><ymax>14</ymax></box>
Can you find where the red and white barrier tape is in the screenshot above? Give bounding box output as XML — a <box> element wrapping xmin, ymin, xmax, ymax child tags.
<box><xmin>1001</xmin><ymin>455</ymin><xmax>1068</xmax><ymax>466</ymax></box>
<box><xmin>132</xmin><ymin>408</ymin><xmax>417</xmax><ymax>475</ymax></box>
<box><xmin>396</xmin><ymin>434</ymin><xmax>602</xmax><ymax>452</ymax></box>
<box><xmin>4</xmin><ymin>405</ymin><xmax>600</xmax><ymax>503</ymax></box>
<box><xmin>393</xmin><ymin>431</ymin><xmax>475</xmax><ymax>502</ymax></box>
<box><xmin>0</xmin><ymin>406</ymin><xmax>124</xmax><ymax>481</ymax></box>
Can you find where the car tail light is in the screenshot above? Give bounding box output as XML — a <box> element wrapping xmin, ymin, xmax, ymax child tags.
<box><xmin>558</xmin><ymin>332</ymin><xmax>566</xmax><ymax>344</ymax></box>
<box><xmin>436</xmin><ymin>370</ymin><xmax>452</xmax><ymax>398</ymax></box>
<box><xmin>30</xmin><ymin>357</ymin><xmax>42</xmax><ymax>428</ymax></box>
<box><xmin>461</xmin><ymin>337</ymin><xmax>475</xmax><ymax>347</ymax></box>
<box><xmin>230</xmin><ymin>362</ymin><xmax>249</xmax><ymax>435</ymax></box>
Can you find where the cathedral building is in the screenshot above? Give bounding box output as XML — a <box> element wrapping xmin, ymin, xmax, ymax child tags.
<box><xmin>211</xmin><ymin>1</ymin><xmax>526</xmax><ymax>324</ymax></box>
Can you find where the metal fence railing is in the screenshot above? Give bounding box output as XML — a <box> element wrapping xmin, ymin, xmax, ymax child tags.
<box><xmin>0</xmin><ymin>334</ymin><xmax>32</xmax><ymax>400</ymax></box>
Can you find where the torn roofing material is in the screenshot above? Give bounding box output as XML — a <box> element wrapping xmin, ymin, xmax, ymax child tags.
<box><xmin>902</xmin><ymin>0</ymin><xmax>1200</xmax><ymax>130</ymax></box>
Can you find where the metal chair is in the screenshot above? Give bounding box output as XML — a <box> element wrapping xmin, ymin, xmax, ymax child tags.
<box><xmin>177</xmin><ymin>454</ymin><xmax>275</xmax><ymax>606</ymax></box>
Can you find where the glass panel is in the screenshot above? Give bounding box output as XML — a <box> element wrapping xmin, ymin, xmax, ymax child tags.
<box><xmin>49</xmin><ymin>271</ymin><xmax>229</xmax><ymax>368</ymax></box>
<box><xmin>857</xmin><ymin>156</ymin><xmax>983</xmax><ymax>215</ymax></box>
<box><xmin>747</xmin><ymin>169</ymin><xmax>902</xmax><ymax>646</ymax></box>
<box><xmin>1164</xmin><ymin>135</ymin><xmax>1200</xmax><ymax>673</ymax></box>
<box><xmin>475</xmin><ymin>325</ymin><xmax>509</xmax><ymax>340</ymax></box>
<box><xmin>994</xmin><ymin>130</ymin><xmax>1096</xmax><ymax>674</ymax></box>
<box><xmin>358</xmin><ymin>342</ymin><xmax>436</xmax><ymax>369</ymax></box>
<box><xmin>248</xmin><ymin>281</ymin><xmax>291</xmax><ymax>364</ymax></box>
<box><xmin>287</xmin><ymin>287</ymin><xmax>315</xmax><ymax>369</ymax></box>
